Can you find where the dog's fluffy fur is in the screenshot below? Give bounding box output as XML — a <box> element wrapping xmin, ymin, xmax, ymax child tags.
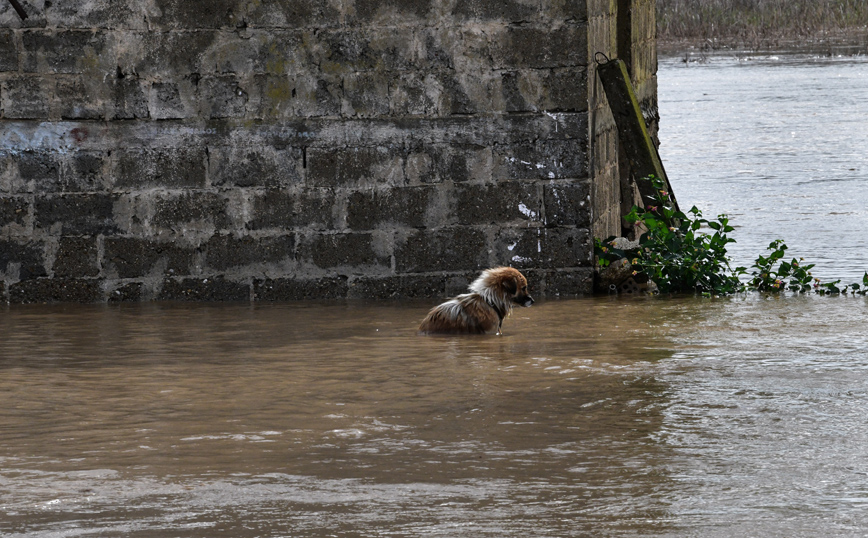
<box><xmin>418</xmin><ymin>267</ymin><xmax>534</xmax><ymax>335</ymax></box>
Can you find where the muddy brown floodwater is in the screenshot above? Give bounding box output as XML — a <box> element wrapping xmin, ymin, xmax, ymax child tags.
<box><xmin>3</xmin><ymin>295</ymin><xmax>868</xmax><ymax>537</ymax></box>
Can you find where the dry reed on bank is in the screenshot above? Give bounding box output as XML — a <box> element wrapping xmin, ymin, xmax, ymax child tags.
<box><xmin>658</xmin><ymin>0</ymin><xmax>868</xmax><ymax>47</ymax></box>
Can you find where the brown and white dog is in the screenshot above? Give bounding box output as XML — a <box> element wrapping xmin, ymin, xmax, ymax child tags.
<box><xmin>418</xmin><ymin>267</ymin><xmax>534</xmax><ymax>335</ymax></box>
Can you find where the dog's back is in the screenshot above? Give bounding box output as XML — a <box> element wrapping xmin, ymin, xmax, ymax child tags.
<box><xmin>418</xmin><ymin>294</ymin><xmax>500</xmax><ymax>334</ymax></box>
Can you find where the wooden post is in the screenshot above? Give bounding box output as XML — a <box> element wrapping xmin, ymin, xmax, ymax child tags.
<box><xmin>7</xmin><ymin>0</ymin><xmax>28</xmax><ymax>20</ymax></box>
<box><xmin>596</xmin><ymin>56</ymin><xmax>678</xmax><ymax>211</ymax></box>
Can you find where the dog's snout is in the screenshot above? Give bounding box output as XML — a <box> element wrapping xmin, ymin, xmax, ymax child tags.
<box><xmin>514</xmin><ymin>294</ymin><xmax>534</xmax><ymax>307</ymax></box>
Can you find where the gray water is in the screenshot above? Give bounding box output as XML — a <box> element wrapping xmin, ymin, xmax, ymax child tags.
<box><xmin>658</xmin><ymin>52</ymin><xmax>868</xmax><ymax>282</ymax></box>
<box><xmin>3</xmin><ymin>53</ymin><xmax>868</xmax><ymax>537</ymax></box>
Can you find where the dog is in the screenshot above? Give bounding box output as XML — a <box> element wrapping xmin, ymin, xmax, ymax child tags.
<box><xmin>418</xmin><ymin>267</ymin><xmax>534</xmax><ymax>335</ymax></box>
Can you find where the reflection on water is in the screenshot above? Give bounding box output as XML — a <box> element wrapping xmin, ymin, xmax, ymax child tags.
<box><xmin>658</xmin><ymin>53</ymin><xmax>868</xmax><ymax>282</ymax></box>
<box><xmin>2</xmin><ymin>296</ymin><xmax>868</xmax><ymax>537</ymax></box>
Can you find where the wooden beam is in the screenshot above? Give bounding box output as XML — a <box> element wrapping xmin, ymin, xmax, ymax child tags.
<box><xmin>596</xmin><ymin>57</ymin><xmax>678</xmax><ymax>211</ymax></box>
<box><xmin>8</xmin><ymin>0</ymin><xmax>28</xmax><ymax>20</ymax></box>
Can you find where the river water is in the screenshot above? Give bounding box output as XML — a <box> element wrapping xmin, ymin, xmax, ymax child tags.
<box><xmin>658</xmin><ymin>51</ymin><xmax>868</xmax><ymax>282</ymax></box>
<box><xmin>3</xmin><ymin>53</ymin><xmax>868</xmax><ymax>537</ymax></box>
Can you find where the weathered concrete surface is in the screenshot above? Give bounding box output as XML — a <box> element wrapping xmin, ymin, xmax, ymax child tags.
<box><xmin>0</xmin><ymin>0</ymin><xmax>657</xmax><ymax>303</ymax></box>
<box><xmin>589</xmin><ymin>0</ymin><xmax>660</xmax><ymax>240</ymax></box>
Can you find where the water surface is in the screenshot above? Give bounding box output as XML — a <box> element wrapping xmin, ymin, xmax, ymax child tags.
<box><xmin>658</xmin><ymin>52</ymin><xmax>868</xmax><ymax>282</ymax></box>
<box><xmin>3</xmin><ymin>296</ymin><xmax>868</xmax><ymax>537</ymax></box>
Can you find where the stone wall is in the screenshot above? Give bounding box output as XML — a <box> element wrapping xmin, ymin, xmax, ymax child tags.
<box><xmin>0</xmin><ymin>0</ymin><xmax>656</xmax><ymax>303</ymax></box>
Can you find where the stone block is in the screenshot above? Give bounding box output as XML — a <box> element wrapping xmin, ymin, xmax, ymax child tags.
<box><xmin>205</xmin><ymin>76</ymin><xmax>249</xmax><ymax>119</ymax></box>
<box><xmin>543</xmin><ymin>68</ymin><xmax>589</xmax><ymax>111</ymax></box>
<box><xmin>209</xmin><ymin>145</ymin><xmax>302</xmax><ymax>188</ymax></box>
<box><xmin>9</xmin><ymin>278</ymin><xmax>103</xmax><ymax>304</ymax></box>
<box><xmin>249</xmin><ymin>74</ymin><xmax>296</xmax><ymax>119</ymax></box>
<box><xmin>152</xmin><ymin>192</ymin><xmax>231</xmax><ymax>231</ymax></box>
<box><xmin>543</xmin><ymin>268</ymin><xmax>595</xmax><ymax>296</ymax></box>
<box><xmin>58</xmin><ymin>77</ymin><xmax>104</xmax><ymax>120</ymax></box>
<box><xmin>253</xmin><ymin>276</ymin><xmax>349</xmax><ymax>301</ymax></box>
<box><xmin>61</xmin><ymin>152</ymin><xmax>109</xmax><ymax>192</ymax></box>
<box><xmin>159</xmin><ymin>276</ymin><xmax>250</xmax><ymax>301</ymax></box>
<box><xmin>405</xmin><ymin>150</ymin><xmax>436</xmax><ymax>184</ymax></box>
<box><xmin>133</xmin><ymin>31</ymin><xmax>217</xmax><ymax>78</ymax></box>
<box><xmin>544</xmin><ymin>181</ymin><xmax>592</xmax><ymax>227</ymax></box>
<box><xmin>394</xmin><ymin>228</ymin><xmax>487</xmax><ymax>273</ymax></box>
<box><xmin>351</xmin><ymin>0</ymin><xmax>433</xmax><ymax>24</ymax></box>
<box><xmin>107</xmin><ymin>282</ymin><xmax>145</xmax><ymax>302</ymax></box>
<box><xmin>0</xmin><ymin>239</ymin><xmax>46</xmax><ymax>280</ymax></box>
<box><xmin>389</xmin><ymin>73</ymin><xmax>439</xmax><ymax>117</ymax></box>
<box><xmin>112</xmin><ymin>75</ymin><xmax>149</xmax><ymax>120</ymax></box>
<box><xmin>103</xmin><ymin>237</ymin><xmax>195</xmax><ymax>278</ymax></box>
<box><xmin>491</xmin><ymin>24</ymin><xmax>588</xmax><ymax>69</ymax></box>
<box><xmin>53</xmin><ymin>236</ymin><xmax>99</xmax><ymax>278</ymax></box>
<box><xmin>297</xmin><ymin>232</ymin><xmax>390</xmax><ymax>270</ymax></box>
<box><xmin>347</xmin><ymin>274</ymin><xmax>447</xmax><ymax>299</ymax></box>
<box><xmin>445</xmin><ymin>272</ymin><xmax>482</xmax><ymax>296</ymax></box>
<box><xmin>150</xmin><ymin>0</ymin><xmax>240</xmax><ymax>29</ymax></box>
<box><xmin>452</xmin><ymin>0</ymin><xmax>538</xmax><ymax>22</ymax></box>
<box><xmin>430</xmin><ymin>144</ymin><xmax>492</xmax><ymax>183</ymax></box>
<box><xmin>0</xmin><ymin>196</ymin><xmax>28</xmax><ymax>230</ymax></box>
<box><xmin>204</xmin><ymin>234</ymin><xmax>295</xmax><ymax>270</ymax></box>
<box><xmin>501</xmin><ymin>71</ymin><xmax>529</xmax><ymax>112</ymax></box>
<box><xmin>496</xmin><ymin>227</ymin><xmax>591</xmax><ymax>270</ymax></box>
<box><xmin>317</xmin><ymin>29</ymin><xmax>415</xmax><ymax>74</ymax></box>
<box><xmin>342</xmin><ymin>72</ymin><xmax>390</xmax><ymax>117</ymax></box>
<box><xmin>421</xmin><ymin>31</ymin><xmax>455</xmax><ymax>69</ymax></box>
<box><xmin>499</xmin><ymin>112</ymin><xmax>588</xmax><ymax>142</ymax></box>
<box><xmin>115</xmin><ymin>148</ymin><xmax>207</xmax><ymax>189</ymax></box>
<box><xmin>44</xmin><ymin>2</ymin><xmax>145</xmax><ymax>29</ymax></box>
<box><xmin>454</xmin><ymin>181</ymin><xmax>540</xmax><ymax>226</ymax></box>
<box><xmin>245</xmin><ymin>0</ymin><xmax>341</xmax><ymax>28</ymax></box>
<box><xmin>34</xmin><ymin>194</ymin><xmax>118</xmax><ymax>235</ymax></box>
<box><xmin>548</xmin><ymin>0</ymin><xmax>588</xmax><ymax>22</ymax></box>
<box><xmin>17</xmin><ymin>151</ymin><xmax>60</xmax><ymax>191</ymax></box>
<box><xmin>495</xmin><ymin>138</ymin><xmax>588</xmax><ymax>180</ymax></box>
<box><xmin>346</xmin><ymin>186</ymin><xmax>432</xmax><ymax>229</ymax></box>
<box><xmin>433</xmin><ymin>71</ymin><xmax>476</xmax><ymax>115</ymax></box>
<box><xmin>247</xmin><ymin>189</ymin><xmax>336</xmax><ymax>231</ymax></box>
<box><xmin>293</xmin><ymin>76</ymin><xmax>341</xmax><ymax>117</ymax></box>
<box><xmin>2</xmin><ymin>77</ymin><xmax>49</xmax><ymax>119</ymax></box>
<box><xmin>502</xmin><ymin>68</ymin><xmax>589</xmax><ymax>113</ymax></box>
<box><xmin>307</xmin><ymin>146</ymin><xmax>404</xmax><ymax>188</ymax></box>
<box><xmin>0</xmin><ymin>29</ymin><xmax>18</xmax><ymax>71</ymax></box>
<box><xmin>148</xmin><ymin>81</ymin><xmax>192</xmax><ymax>120</ymax></box>
<box><xmin>22</xmin><ymin>30</ymin><xmax>109</xmax><ymax>74</ymax></box>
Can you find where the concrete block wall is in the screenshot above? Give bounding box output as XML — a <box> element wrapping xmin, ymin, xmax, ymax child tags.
<box><xmin>0</xmin><ymin>0</ymin><xmax>656</xmax><ymax>303</ymax></box>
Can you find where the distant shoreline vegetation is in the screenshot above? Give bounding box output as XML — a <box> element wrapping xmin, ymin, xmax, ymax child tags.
<box><xmin>657</xmin><ymin>0</ymin><xmax>868</xmax><ymax>51</ymax></box>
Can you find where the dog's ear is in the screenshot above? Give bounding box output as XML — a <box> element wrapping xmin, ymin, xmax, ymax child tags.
<box><xmin>502</xmin><ymin>277</ymin><xmax>517</xmax><ymax>295</ymax></box>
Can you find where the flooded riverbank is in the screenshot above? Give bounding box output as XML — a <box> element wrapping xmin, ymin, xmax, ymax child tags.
<box><xmin>2</xmin><ymin>295</ymin><xmax>868</xmax><ymax>537</ymax></box>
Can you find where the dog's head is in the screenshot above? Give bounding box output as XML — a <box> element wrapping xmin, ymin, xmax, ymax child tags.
<box><xmin>473</xmin><ymin>267</ymin><xmax>534</xmax><ymax>307</ymax></box>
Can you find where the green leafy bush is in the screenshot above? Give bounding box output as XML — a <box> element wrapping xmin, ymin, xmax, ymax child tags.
<box><xmin>595</xmin><ymin>175</ymin><xmax>868</xmax><ymax>296</ymax></box>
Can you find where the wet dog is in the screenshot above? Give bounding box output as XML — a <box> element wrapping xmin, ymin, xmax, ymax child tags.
<box><xmin>418</xmin><ymin>267</ymin><xmax>534</xmax><ymax>335</ymax></box>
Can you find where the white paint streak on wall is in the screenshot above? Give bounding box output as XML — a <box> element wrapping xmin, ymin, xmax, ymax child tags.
<box><xmin>518</xmin><ymin>203</ymin><xmax>538</xmax><ymax>220</ymax></box>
